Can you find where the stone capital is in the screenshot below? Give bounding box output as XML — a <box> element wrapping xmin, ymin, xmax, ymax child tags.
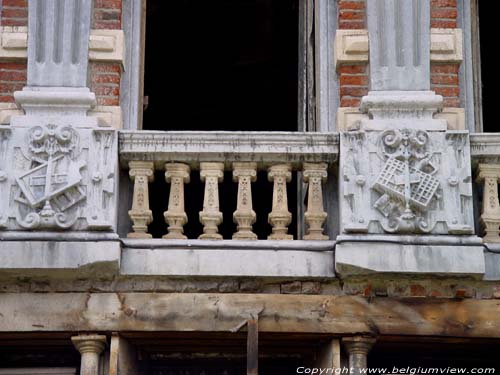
<box><xmin>267</xmin><ymin>164</ymin><xmax>291</xmax><ymax>182</ymax></box>
<box><xmin>71</xmin><ymin>334</ymin><xmax>107</xmax><ymax>355</ymax></box>
<box><xmin>165</xmin><ymin>163</ymin><xmax>190</xmax><ymax>183</ymax></box>
<box><xmin>200</xmin><ymin>162</ymin><xmax>224</xmax><ymax>182</ymax></box>
<box><xmin>129</xmin><ymin>161</ymin><xmax>155</xmax><ymax>181</ymax></box>
<box><xmin>342</xmin><ymin>336</ymin><xmax>376</xmax><ymax>355</ymax></box>
<box><xmin>477</xmin><ymin>164</ymin><xmax>500</xmax><ymax>182</ymax></box>
<box><xmin>303</xmin><ymin>163</ymin><xmax>328</xmax><ymax>181</ymax></box>
<box><xmin>232</xmin><ymin>162</ymin><xmax>257</xmax><ymax>181</ymax></box>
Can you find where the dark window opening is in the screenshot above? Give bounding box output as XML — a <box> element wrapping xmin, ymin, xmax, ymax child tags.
<box><xmin>478</xmin><ymin>1</ymin><xmax>496</xmax><ymax>132</ymax></box>
<box><xmin>144</xmin><ymin>0</ymin><xmax>299</xmax><ymax>132</ymax></box>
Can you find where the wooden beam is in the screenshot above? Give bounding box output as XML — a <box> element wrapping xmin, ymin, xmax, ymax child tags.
<box><xmin>247</xmin><ymin>319</ymin><xmax>259</xmax><ymax>375</ymax></box>
<box><xmin>1</xmin><ymin>293</ymin><xmax>500</xmax><ymax>338</ymax></box>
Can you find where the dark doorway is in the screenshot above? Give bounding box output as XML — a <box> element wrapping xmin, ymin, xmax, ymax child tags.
<box><xmin>144</xmin><ymin>0</ymin><xmax>299</xmax><ymax>132</ymax></box>
<box><xmin>478</xmin><ymin>1</ymin><xmax>497</xmax><ymax>132</ymax></box>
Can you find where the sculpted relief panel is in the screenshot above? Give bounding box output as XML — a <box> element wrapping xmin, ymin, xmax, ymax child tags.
<box><xmin>0</xmin><ymin>122</ymin><xmax>117</xmax><ymax>232</ymax></box>
<box><xmin>340</xmin><ymin>130</ymin><xmax>473</xmax><ymax>235</ymax></box>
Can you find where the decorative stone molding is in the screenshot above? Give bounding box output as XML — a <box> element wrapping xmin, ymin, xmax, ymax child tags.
<box><xmin>342</xmin><ymin>336</ymin><xmax>376</xmax><ymax>375</ymax></box>
<box><xmin>268</xmin><ymin>164</ymin><xmax>293</xmax><ymax>240</ymax></box>
<box><xmin>477</xmin><ymin>164</ymin><xmax>500</xmax><ymax>242</ymax></box>
<box><xmin>334</xmin><ymin>29</ymin><xmax>369</xmax><ymax>69</ymax></box>
<box><xmin>128</xmin><ymin>161</ymin><xmax>154</xmax><ymax>238</ymax></box>
<box><xmin>0</xmin><ymin>27</ymin><xmax>125</xmax><ymax>65</ymax></box>
<box><xmin>71</xmin><ymin>334</ymin><xmax>107</xmax><ymax>375</ymax></box>
<box><xmin>434</xmin><ymin>107</ymin><xmax>465</xmax><ymax>131</ymax></box>
<box><xmin>163</xmin><ymin>163</ymin><xmax>190</xmax><ymax>239</ymax></box>
<box><xmin>340</xmin><ymin>130</ymin><xmax>474</xmax><ymax>235</ymax></box>
<box><xmin>199</xmin><ymin>162</ymin><xmax>224</xmax><ymax>240</ymax></box>
<box><xmin>233</xmin><ymin>162</ymin><xmax>257</xmax><ymax>240</ymax></box>
<box><xmin>303</xmin><ymin>163</ymin><xmax>329</xmax><ymax>240</ymax></box>
<box><xmin>0</xmin><ymin>369</ymin><xmax>76</xmax><ymax>375</ymax></box>
<box><xmin>430</xmin><ymin>28</ymin><xmax>463</xmax><ymax>63</ymax></box>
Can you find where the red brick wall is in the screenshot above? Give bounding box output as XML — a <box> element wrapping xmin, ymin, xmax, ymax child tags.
<box><xmin>0</xmin><ymin>0</ymin><xmax>122</xmax><ymax>107</ymax></box>
<box><xmin>430</xmin><ymin>0</ymin><xmax>460</xmax><ymax>107</ymax></box>
<box><xmin>0</xmin><ymin>0</ymin><xmax>27</xmax><ymax>26</ymax></box>
<box><xmin>338</xmin><ymin>0</ymin><xmax>368</xmax><ymax>108</ymax></box>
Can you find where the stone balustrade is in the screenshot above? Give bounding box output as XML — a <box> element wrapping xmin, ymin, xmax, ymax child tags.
<box><xmin>120</xmin><ymin>131</ymin><xmax>338</xmax><ymax>240</ymax></box>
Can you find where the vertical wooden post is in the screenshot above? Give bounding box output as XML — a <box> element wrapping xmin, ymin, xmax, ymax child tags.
<box><xmin>247</xmin><ymin>318</ymin><xmax>259</xmax><ymax>375</ymax></box>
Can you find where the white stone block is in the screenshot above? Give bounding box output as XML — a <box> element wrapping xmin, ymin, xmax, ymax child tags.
<box><xmin>0</xmin><ymin>241</ymin><xmax>120</xmax><ymax>278</ymax></box>
<box><xmin>0</xmin><ymin>103</ymin><xmax>22</xmax><ymax>125</ymax></box>
<box><xmin>89</xmin><ymin>29</ymin><xmax>125</xmax><ymax>66</ymax></box>
<box><xmin>336</xmin><ymin>107</ymin><xmax>368</xmax><ymax>132</ymax></box>
<box><xmin>430</xmin><ymin>28</ymin><xmax>463</xmax><ymax>63</ymax></box>
<box><xmin>0</xmin><ymin>26</ymin><xmax>28</xmax><ymax>59</ymax></box>
<box><xmin>335</xmin><ymin>242</ymin><xmax>485</xmax><ymax>277</ymax></box>
<box><xmin>89</xmin><ymin>105</ymin><xmax>123</xmax><ymax>129</ymax></box>
<box><xmin>334</xmin><ymin>29</ymin><xmax>369</xmax><ymax>69</ymax></box>
<box><xmin>434</xmin><ymin>107</ymin><xmax>466</xmax><ymax>130</ymax></box>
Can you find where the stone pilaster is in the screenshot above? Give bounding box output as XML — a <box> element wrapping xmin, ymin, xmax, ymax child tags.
<box><xmin>163</xmin><ymin>163</ymin><xmax>190</xmax><ymax>239</ymax></box>
<box><xmin>267</xmin><ymin>164</ymin><xmax>292</xmax><ymax>240</ymax></box>
<box><xmin>361</xmin><ymin>0</ymin><xmax>445</xmax><ymax>131</ymax></box>
<box><xmin>232</xmin><ymin>162</ymin><xmax>257</xmax><ymax>240</ymax></box>
<box><xmin>127</xmin><ymin>161</ymin><xmax>154</xmax><ymax>238</ymax></box>
<box><xmin>199</xmin><ymin>162</ymin><xmax>224</xmax><ymax>240</ymax></box>
<box><xmin>72</xmin><ymin>334</ymin><xmax>106</xmax><ymax>375</ymax></box>
<box><xmin>303</xmin><ymin>163</ymin><xmax>328</xmax><ymax>240</ymax></box>
<box><xmin>342</xmin><ymin>336</ymin><xmax>376</xmax><ymax>375</ymax></box>
<box><xmin>477</xmin><ymin>164</ymin><xmax>500</xmax><ymax>242</ymax></box>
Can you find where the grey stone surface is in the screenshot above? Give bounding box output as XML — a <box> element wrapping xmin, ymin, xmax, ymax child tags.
<box><xmin>121</xmin><ymin>247</ymin><xmax>334</xmax><ymax>278</ymax></box>
<box><xmin>470</xmin><ymin>133</ymin><xmax>500</xmax><ymax>166</ymax></box>
<box><xmin>335</xmin><ymin>242</ymin><xmax>485</xmax><ymax>277</ymax></box>
<box><xmin>118</xmin><ymin>131</ymin><xmax>339</xmax><ymax>169</ymax></box>
<box><xmin>27</xmin><ymin>0</ymin><xmax>92</xmax><ymax>87</ymax></box>
<box><xmin>340</xmin><ymin>130</ymin><xmax>474</xmax><ymax>235</ymax></box>
<box><xmin>367</xmin><ymin>0</ymin><xmax>430</xmax><ymax>91</ymax></box>
<box><xmin>484</xmin><ymin>251</ymin><xmax>500</xmax><ymax>281</ymax></box>
<box><xmin>0</xmin><ymin>241</ymin><xmax>120</xmax><ymax>278</ymax></box>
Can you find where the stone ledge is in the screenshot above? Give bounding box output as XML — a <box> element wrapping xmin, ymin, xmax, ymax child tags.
<box><xmin>0</xmin><ymin>241</ymin><xmax>120</xmax><ymax>279</ymax></box>
<box><xmin>121</xmin><ymin>246</ymin><xmax>335</xmax><ymax>278</ymax></box>
<box><xmin>335</xmin><ymin>242</ymin><xmax>485</xmax><ymax>278</ymax></box>
<box><xmin>337</xmin><ymin>106</ymin><xmax>465</xmax><ymax>131</ymax></box>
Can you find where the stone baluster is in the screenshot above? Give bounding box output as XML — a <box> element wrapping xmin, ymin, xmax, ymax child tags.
<box><xmin>199</xmin><ymin>162</ymin><xmax>224</xmax><ymax>240</ymax></box>
<box><xmin>303</xmin><ymin>163</ymin><xmax>329</xmax><ymax>240</ymax></box>
<box><xmin>342</xmin><ymin>336</ymin><xmax>376</xmax><ymax>375</ymax></box>
<box><xmin>127</xmin><ymin>161</ymin><xmax>154</xmax><ymax>238</ymax></box>
<box><xmin>233</xmin><ymin>162</ymin><xmax>257</xmax><ymax>240</ymax></box>
<box><xmin>267</xmin><ymin>164</ymin><xmax>293</xmax><ymax>240</ymax></box>
<box><xmin>477</xmin><ymin>164</ymin><xmax>500</xmax><ymax>242</ymax></box>
<box><xmin>163</xmin><ymin>163</ymin><xmax>190</xmax><ymax>239</ymax></box>
<box><xmin>72</xmin><ymin>334</ymin><xmax>107</xmax><ymax>375</ymax></box>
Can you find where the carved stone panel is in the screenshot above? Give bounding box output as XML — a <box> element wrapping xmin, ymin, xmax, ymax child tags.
<box><xmin>340</xmin><ymin>130</ymin><xmax>473</xmax><ymax>235</ymax></box>
<box><xmin>0</xmin><ymin>122</ymin><xmax>117</xmax><ymax>232</ymax></box>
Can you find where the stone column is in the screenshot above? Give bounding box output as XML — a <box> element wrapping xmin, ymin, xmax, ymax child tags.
<box><xmin>233</xmin><ymin>162</ymin><xmax>257</xmax><ymax>240</ymax></box>
<box><xmin>72</xmin><ymin>334</ymin><xmax>107</xmax><ymax>375</ymax></box>
<box><xmin>127</xmin><ymin>161</ymin><xmax>155</xmax><ymax>238</ymax></box>
<box><xmin>15</xmin><ymin>0</ymin><xmax>96</xmax><ymax>117</ymax></box>
<box><xmin>199</xmin><ymin>162</ymin><xmax>224</xmax><ymax>240</ymax></box>
<box><xmin>342</xmin><ymin>336</ymin><xmax>376</xmax><ymax>375</ymax></box>
<box><xmin>268</xmin><ymin>164</ymin><xmax>292</xmax><ymax>240</ymax></box>
<box><xmin>163</xmin><ymin>163</ymin><xmax>190</xmax><ymax>239</ymax></box>
<box><xmin>361</xmin><ymin>0</ymin><xmax>445</xmax><ymax>130</ymax></box>
<box><xmin>477</xmin><ymin>164</ymin><xmax>500</xmax><ymax>242</ymax></box>
<box><xmin>303</xmin><ymin>163</ymin><xmax>329</xmax><ymax>240</ymax></box>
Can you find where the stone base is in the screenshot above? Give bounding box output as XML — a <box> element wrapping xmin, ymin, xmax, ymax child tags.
<box><xmin>121</xmin><ymin>240</ymin><xmax>335</xmax><ymax>278</ymax></box>
<box><xmin>335</xmin><ymin>240</ymin><xmax>485</xmax><ymax>278</ymax></box>
<box><xmin>0</xmin><ymin>241</ymin><xmax>120</xmax><ymax>279</ymax></box>
<box><xmin>360</xmin><ymin>90</ymin><xmax>447</xmax><ymax>131</ymax></box>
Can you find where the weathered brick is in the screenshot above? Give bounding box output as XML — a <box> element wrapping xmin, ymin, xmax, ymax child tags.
<box><xmin>281</xmin><ymin>281</ymin><xmax>302</xmax><ymax>294</ymax></box>
<box><xmin>339</xmin><ymin>1</ymin><xmax>366</xmax><ymax>10</ymax></box>
<box><xmin>340</xmin><ymin>97</ymin><xmax>361</xmax><ymax>107</ymax></box>
<box><xmin>339</xmin><ymin>21</ymin><xmax>366</xmax><ymax>29</ymax></box>
<box><xmin>434</xmin><ymin>86</ymin><xmax>460</xmax><ymax>97</ymax></box>
<box><xmin>339</xmin><ymin>10</ymin><xmax>365</xmax><ymax>21</ymax></box>
<box><xmin>2</xmin><ymin>0</ymin><xmax>28</xmax><ymax>6</ymax></box>
<box><xmin>431</xmin><ymin>20</ymin><xmax>457</xmax><ymax>28</ymax></box>
<box><xmin>340</xmin><ymin>75</ymin><xmax>369</xmax><ymax>86</ymax></box>
<box><xmin>338</xmin><ymin>65</ymin><xmax>367</xmax><ymax>74</ymax></box>
<box><xmin>340</xmin><ymin>86</ymin><xmax>368</xmax><ymax>98</ymax></box>
<box><xmin>431</xmin><ymin>0</ymin><xmax>457</xmax><ymax>8</ymax></box>
<box><xmin>410</xmin><ymin>284</ymin><xmax>426</xmax><ymax>297</ymax></box>
<box><xmin>431</xmin><ymin>8</ymin><xmax>457</xmax><ymax>20</ymax></box>
<box><xmin>431</xmin><ymin>74</ymin><xmax>459</xmax><ymax>85</ymax></box>
<box><xmin>431</xmin><ymin>64</ymin><xmax>460</xmax><ymax>74</ymax></box>
<box><xmin>302</xmin><ymin>281</ymin><xmax>322</xmax><ymax>295</ymax></box>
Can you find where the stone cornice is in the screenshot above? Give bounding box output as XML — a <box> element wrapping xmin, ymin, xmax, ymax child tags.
<box><xmin>470</xmin><ymin>133</ymin><xmax>500</xmax><ymax>165</ymax></box>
